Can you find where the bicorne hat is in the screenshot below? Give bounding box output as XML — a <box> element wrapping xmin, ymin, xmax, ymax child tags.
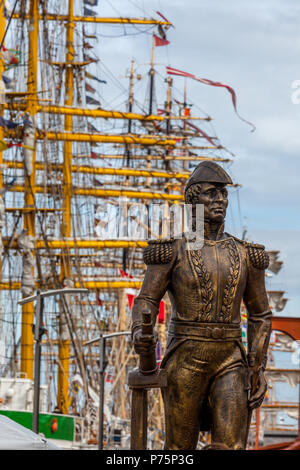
<box><xmin>185</xmin><ymin>162</ymin><xmax>233</xmax><ymax>194</ymax></box>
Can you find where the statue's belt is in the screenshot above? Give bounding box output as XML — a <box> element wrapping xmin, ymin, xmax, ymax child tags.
<box><xmin>168</xmin><ymin>320</ymin><xmax>242</xmax><ymax>340</ymax></box>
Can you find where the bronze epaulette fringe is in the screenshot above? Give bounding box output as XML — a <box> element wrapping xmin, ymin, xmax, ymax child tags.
<box><xmin>143</xmin><ymin>239</ymin><xmax>174</xmax><ymax>265</ymax></box>
<box><xmin>247</xmin><ymin>243</ymin><xmax>269</xmax><ymax>270</ymax></box>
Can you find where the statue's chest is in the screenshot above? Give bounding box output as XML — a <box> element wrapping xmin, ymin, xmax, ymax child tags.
<box><xmin>189</xmin><ymin>238</ymin><xmax>240</xmax><ymax>285</ymax></box>
<box><xmin>186</xmin><ymin>238</ymin><xmax>243</xmax><ymax>321</ymax></box>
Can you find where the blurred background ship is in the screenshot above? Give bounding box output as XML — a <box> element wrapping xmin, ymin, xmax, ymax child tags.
<box><xmin>0</xmin><ymin>0</ymin><xmax>298</xmax><ymax>450</ymax></box>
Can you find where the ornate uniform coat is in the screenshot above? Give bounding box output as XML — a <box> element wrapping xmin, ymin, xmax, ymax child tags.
<box><xmin>132</xmin><ymin>233</ymin><xmax>271</xmax><ymax>366</ymax></box>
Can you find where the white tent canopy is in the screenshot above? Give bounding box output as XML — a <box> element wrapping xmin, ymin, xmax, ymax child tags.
<box><xmin>0</xmin><ymin>415</ymin><xmax>60</xmax><ymax>450</ymax></box>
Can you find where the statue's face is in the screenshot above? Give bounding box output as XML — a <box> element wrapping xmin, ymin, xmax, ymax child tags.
<box><xmin>197</xmin><ymin>182</ymin><xmax>228</xmax><ymax>223</ymax></box>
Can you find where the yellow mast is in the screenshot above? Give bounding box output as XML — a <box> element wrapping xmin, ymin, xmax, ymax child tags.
<box><xmin>2</xmin><ymin>160</ymin><xmax>232</xmax><ymax>177</ymax></box>
<box><xmin>8</xmin><ymin>185</ymin><xmax>185</xmax><ymax>200</ymax></box>
<box><xmin>0</xmin><ymin>280</ymin><xmax>144</xmax><ymax>290</ymax></box>
<box><xmin>4</xmin><ymin>129</ymin><xmax>176</xmax><ymax>146</ymax></box>
<box><xmin>5</xmin><ymin>103</ymin><xmax>166</xmax><ymax>121</ymax></box>
<box><xmin>20</xmin><ymin>0</ymin><xmax>39</xmax><ymax>380</ymax></box>
<box><xmin>12</xmin><ymin>14</ymin><xmax>171</xmax><ymax>26</ymax></box>
<box><xmin>57</xmin><ymin>0</ymin><xmax>74</xmax><ymax>414</ymax></box>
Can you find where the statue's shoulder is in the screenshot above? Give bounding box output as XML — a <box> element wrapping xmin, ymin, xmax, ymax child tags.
<box><xmin>229</xmin><ymin>234</ymin><xmax>269</xmax><ymax>270</ymax></box>
<box><xmin>143</xmin><ymin>238</ymin><xmax>177</xmax><ymax>265</ymax></box>
<box><xmin>246</xmin><ymin>241</ymin><xmax>269</xmax><ymax>270</ymax></box>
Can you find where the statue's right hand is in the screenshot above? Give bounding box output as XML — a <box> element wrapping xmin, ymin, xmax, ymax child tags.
<box><xmin>133</xmin><ymin>329</ymin><xmax>157</xmax><ymax>355</ymax></box>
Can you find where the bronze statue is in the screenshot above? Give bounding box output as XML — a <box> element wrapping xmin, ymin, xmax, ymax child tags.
<box><xmin>131</xmin><ymin>162</ymin><xmax>272</xmax><ymax>450</ymax></box>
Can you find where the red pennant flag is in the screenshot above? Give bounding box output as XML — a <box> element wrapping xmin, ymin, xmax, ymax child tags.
<box><xmin>166</xmin><ymin>66</ymin><xmax>255</xmax><ymax>132</ymax></box>
<box><xmin>96</xmin><ymin>290</ymin><xmax>102</xmax><ymax>306</ymax></box>
<box><xmin>127</xmin><ymin>294</ymin><xmax>135</xmax><ymax>310</ymax></box>
<box><xmin>158</xmin><ymin>301</ymin><xmax>165</xmax><ymax>323</ymax></box>
<box><xmin>154</xmin><ymin>34</ymin><xmax>170</xmax><ymax>47</ymax></box>
<box><xmin>119</xmin><ymin>269</ymin><xmax>139</xmax><ymax>310</ymax></box>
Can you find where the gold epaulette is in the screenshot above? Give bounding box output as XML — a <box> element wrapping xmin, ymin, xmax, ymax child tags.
<box><xmin>143</xmin><ymin>238</ymin><xmax>174</xmax><ymax>265</ymax></box>
<box><xmin>229</xmin><ymin>235</ymin><xmax>269</xmax><ymax>270</ymax></box>
<box><xmin>246</xmin><ymin>242</ymin><xmax>269</xmax><ymax>270</ymax></box>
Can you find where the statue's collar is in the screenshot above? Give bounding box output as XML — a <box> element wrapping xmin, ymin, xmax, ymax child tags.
<box><xmin>184</xmin><ymin>224</ymin><xmax>232</xmax><ymax>248</ymax></box>
<box><xmin>204</xmin><ymin>222</ymin><xmax>225</xmax><ymax>241</ymax></box>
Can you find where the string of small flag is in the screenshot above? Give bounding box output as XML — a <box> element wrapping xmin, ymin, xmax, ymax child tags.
<box><xmin>82</xmin><ymin>8</ymin><xmax>173</xmax><ymax>118</ymax></box>
<box><xmin>82</xmin><ymin>0</ymin><xmax>107</xmax><ymax>108</ymax></box>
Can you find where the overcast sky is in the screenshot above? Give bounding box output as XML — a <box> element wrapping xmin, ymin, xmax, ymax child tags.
<box><xmin>86</xmin><ymin>0</ymin><xmax>300</xmax><ymax>316</ymax></box>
